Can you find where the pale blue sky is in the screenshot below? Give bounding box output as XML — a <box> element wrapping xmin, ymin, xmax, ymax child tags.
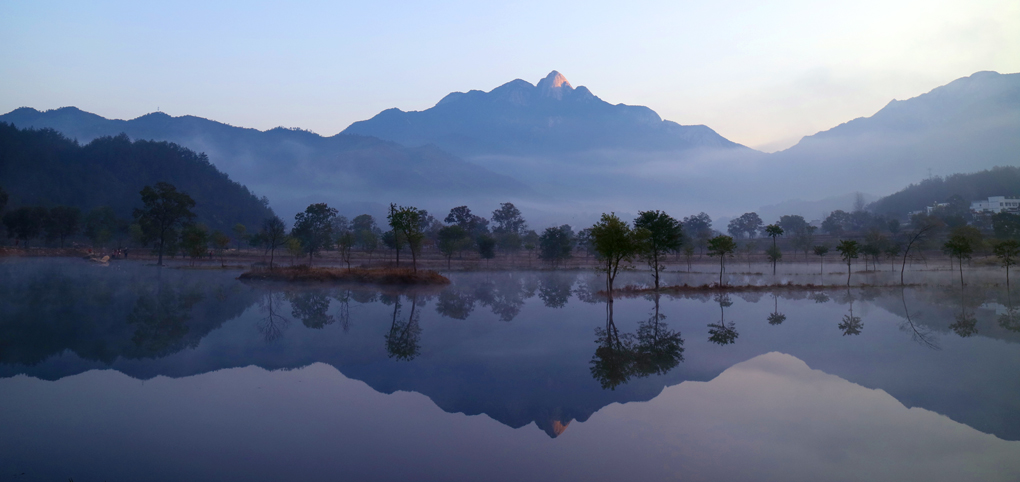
<box><xmin>2</xmin><ymin>0</ymin><xmax>1017</xmax><ymax>151</ymax></box>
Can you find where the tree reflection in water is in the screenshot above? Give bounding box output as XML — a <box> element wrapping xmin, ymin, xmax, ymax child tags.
<box><xmin>127</xmin><ymin>281</ymin><xmax>203</xmax><ymax>357</ymax></box>
<box><xmin>946</xmin><ymin>286</ymin><xmax>981</xmax><ymax>338</ymax></box>
<box><xmin>767</xmin><ymin>293</ymin><xmax>787</xmax><ymax>325</ymax></box>
<box><xmin>385</xmin><ymin>294</ymin><xmax>422</xmax><ymax>361</ymax></box>
<box><xmin>838</xmin><ymin>290</ymin><xmax>863</xmax><ymax>336</ymax></box>
<box><xmin>590</xmin><ymin>294</ymin><xmax>685</xmax><ymax>390</ymax></box>
<box><xmin>287</xmin><ymin>291</ymin><xmax>335</xmax><ymax>329</ymax></box>
<box><xmin>633</xmin><ymin>294</ymin><xmax>684</xmax><ymax>377</ymax></box>
<box><xmin>707</xmin><ymin>294</ymin><xmax>738</xmax><ymax>345</ymax></box>
<box><xmin>435</xmin><ymin>289</ymin><xmax>475</xmax><ymax>320</ymax></box>
<box><xmin>257</xmin><ymin>290</ymin><xmax>290</xmax><ymax>343</ymax></box>
<box><xmin>999</xmin><ymin>290</ymin><xmax>1020</xmax><ymax>333</ymax></box>
<box><xmin>898</xmin><ymin>288</ymin><xmax>940</xmax><ymax>350</ymax></box>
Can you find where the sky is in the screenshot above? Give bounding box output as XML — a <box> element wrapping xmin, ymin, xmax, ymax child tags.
<box><xmin>1</xmin><ymin>0</ymin><xmax>1017</xmax><ymax>152</ymax></box>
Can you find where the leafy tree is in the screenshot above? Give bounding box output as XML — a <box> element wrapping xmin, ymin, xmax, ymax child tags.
<box><xmin>522</xmin><ymin>229</ymin><xmax>540</xmax><ymax>264</ymax></box>
<box><xmin>134</xmin><ymin>182</ymin><xmax>197</xmax><ymax>266</ymax></box>
<box><xmin>822</xmin><ymin>210</ymin><xmax>850</xmax><ymax>236</ymax></box>
<box><xmin>3</xmin><ymin>206</ymin><xmax>47</xmax><ymax>248</ymax></box>
<box><xmin>764</xmin><ymin>224</ymin><xmax>784</xmax><ymax>275</ymax></box>
<box><xmin>44</xmin><ymin>206</ymin><xmax>81</xmax><ymax>247</ymax></box>
<box><xmin>813</xmin><ymin>245</ymin><xmax>829</xmax><ymax>274</ymax></box>
<box><xmin>292</xmin><ymin>203</ymin><xmax>337</xmax><ymax>265</ymax></box>
<box><xmin>682</xmin><ymin>212</ymin><xmax>712</xmax><ymax>255</ymax></box>
<box><xmin>943</xmin><ymin>226</ymin><xmax>978</xmax><ymax>286</ymax></box>
<box><xmin>836</xmin><ymin>240</ymin><xmax>859</xmax><ymax>286</ymax></box>
<box><xmin>211</xmin><ymin>230</ymin><xmax>231</xmax><ymax>266</ymax></box>
<box><xmin>590</xmin><ymin>213</ymin><xmax>637</xmax><ymax>294</ymax></box>
<box><xmin>180</xmin><ymin>224</ymin><xmax>209</xmax><ymax>265</ymax></box>
<box><xmin>388</xmin><ymin>203</ymin><xmax>427</xmax><ymax>273</ymax></box>
<box><xmin>381</xmin><ymin>230</ymin><xmax>405</xmax><ymax>265</ymax></box>
<box><xmin>445</xmin><ymin>205</ymin><xmax>489</xmax><ymax>237</ymax></box>
<box><xmin>682</xmin><ymin>245</ymin><xmax>695</xmax><ymax>272</ymax></box>
<box><xmin>994</xmin><ymin>240</ymin><xmax>1020</xmax><ymax>288</ymax></box>
<box><xmin>992</xmin><ymin>212</ymin><xmax>1020</xmax><ymax>240</ymax></box>
<box><xmin>232</xmin><ymin>223</ymin><xmax>246</xmax><ymax>251</ymax></box>
<box><xmin>778</xmin><ymin>215</ymin><xmax>808</xmax><ymax>235</ymax></box>
<box><xmin>884</xmin><ymin>242</ymin><xmax>903</xmax><ymax>271</ymax></box>
<box><xmin>285</xmin><ymin>237</ymin><xmax>303</xmax><ymax>265</ymax></box>
<box><xmin>491</xmin><ymin>202</ymin><xmax>527</xmax><ymax>235</ymax></box>
<box><xmin>438</xmin><ymin>224</ymin><xmax>468</xmax><ymax>269</ymax></box>
<box><xmin>634</xmin><ymin>210</ymin><xmax>683</xmax><ymax>290</ymax></box>
<box><xmin>477</xmin><ymin>233</ymin><xmax>496</xmax><ymax>265</ymax></box>
<box><xmin>260</xmin><ymin>216</ymin><xmax>288</xmax><ymax>269</ymax></box>
<box><xmin>707</xmin><ymin>235</ymin><xmax>737</xmax><ymax>286</ymax></box>
<box><xmin>539</xmin><ymin>225</ymin><xmax>574</xmax><ymax>265</ymax></box>
<box><xmin>727</xmin><ymin>212</ymin><xmax>763</xmax><ymax>239</ymax></box>
<box><xmin>84</xmin><ymin>206</ymin><xmax>124</xmax><ymax>247</ymax></box>
<box><xmin>336</xmin><ymin>230</ymin><xmax>355</xmax><ymax>272</ymax></box>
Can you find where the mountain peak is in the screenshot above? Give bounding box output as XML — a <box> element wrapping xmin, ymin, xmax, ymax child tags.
<box><xmin>537</xmin><ymin>71</ymin><xmax>572</xmax><ymax>99</ymax></box>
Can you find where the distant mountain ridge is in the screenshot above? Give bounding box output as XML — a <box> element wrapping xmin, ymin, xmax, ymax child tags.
<box><xmin>0</xmin><ymin>107</ymin><xmax>531</xmax><ymax>219</ymax></box>
<box><xmin>343</xmin><ymin>71</ymin><xmax>747</xmax><ymax>156</ymax></box>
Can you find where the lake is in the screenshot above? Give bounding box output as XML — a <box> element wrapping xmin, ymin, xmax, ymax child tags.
<box><xmin>1</xmin><ymin>257</ymin><xmax>1018</xmax><ymax>481</ymax></box>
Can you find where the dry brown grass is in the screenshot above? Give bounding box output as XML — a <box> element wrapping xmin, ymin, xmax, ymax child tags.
<box><xmin>238</xmin><ymin>265</ymin><xmax>450</xmax><ymax>285</ymax></box>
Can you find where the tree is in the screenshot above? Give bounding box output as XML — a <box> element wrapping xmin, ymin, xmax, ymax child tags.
<box><xmin>590</xmin><ymin>213</ymin><xmax>637</xmax><ymax>295</ymax></box>
<box><xmin>539</xmin><ymin>225</ymin><xmax>575</xmax><ymax>265</ymax></box>
<box><xmin>353</xmin><ymin>214</ymin><xmax>381</xmax><ymax>264</ymax></box>
<box><xmin>778</xmin><ymin>215</ymin><xmax>808</xmax><ymax>235</ymax></box>
<box><xmin>477</xmin><ymin>233</ymin><xmax>496</xmax><ymax>266</ymax></box>
<box><xmin>232</xmin><ymin>223</ymin><xmax>246</xmax><ymax>251</ymax></box>
<box><xmin>900</xmin><ymin>216</ymin><xmax>940</xmax><ymax>285</ymax></box>
<box><xmin>285</xmin><ymin>237</ymin><xmax>303</xmax><ymax>265</ymax></box>
<box><xmin>491</xmin><ymin>202</ymin><xmax>527</xmax><ymax>235</ymax></box>
<box><xmin>3</xmin><ymin>206</ymin><xmax>47</xmax><ymax>248</ymax></box>
<box><xmin>943</xmin><ymin>227</ymin><xmax>977</xmax><ymax>286</ymax></box>
<box><xmin>992</xmin><ymin>212</ymin><xmax>1020</xmax><ymax>240</ymax></box>
<box><xmin>813</xmin><ymin>245</ymin><xmax>829</xmax><ymax>274</ymax></box>
<box><xmin>261</xmin><ymin>216</ymin><xmax>288</xmax><ymax>269</ymax></box>
<box><xmin>764</xmin><ymin>224</ymin><xmax>784</xmax><ymax>275</ymax></box>
<box><xmin>134</xmin><ymin>182</ymin><xmax>197</xmax><ymax>266</ymax></box>
<box><xmin>633</xmin><ymin>210</ymin><xmax>683</xmax><ymax>290</ymax></box>
<box><xmin>445</xmin><ymin>205</ymin><xmax>489</xmax><ymax>237</ymax></box>
<box><xmin>438</xmin><ymin>225</ymin><xmax>468</xmax><ymax>269</ymax></box>
<box><xmin>994</xmin><ymin>240</ymin><xmax>1020</xmax><ymax>288</ymax></box>
<box><xmin>884</xmin><ymin>242</ymin><xmax>903</xmax><ymax>271</ymax></box>
<box><xmin>180</xmin><ymin>224</ymin><xmax>209</xmax><ymax>265</ymax></box>
<box><xmin>822</xmin><ymin>210</ymin><xmax>850</xmax><ymax>236</ymax></box>
<box><xmin>729</xmin><ymin>212</ymin><xmax>763</xmax><ymax>239</ymax></box>
<box><xmin>291</xmin><ymin>203</ymin><xmax>337</xmax><ymax>265</ymax></box>
<box><xmin>44</xmin><ymin>206</ymin><xmax>81</xmax><ymax>247</ymax></box>
<box><xmin>682</xmin><ymin>212</ymin><xmax>712</xmax><ymax>255</ymax></box>
<box><xmin>707</xmin><ymin>235</ymin><xmax>737</xmax><ymax>286</ymax></box>
<box><xmin>336</xmin><ymin>230</ymin><xmax>355</xmax><ymax>272</ymax></box>
<box><xmin>84</xmin><ymin>206</ymin><xmax>123</xmax><ymax>247</ymax></box>
<box><xmin>211</xmin><ymin>230</ymin><xmax>231</xmax><ymax>267</ymax></box>
<box><xmin>388</xmin><ymin>203</ymin><xmax>427</xmax><ymax>273</ymax></box>
<box><xmin>836</xmin><ymin>240</ymin><xmax>859</xmax><ymax>286</ymax></box>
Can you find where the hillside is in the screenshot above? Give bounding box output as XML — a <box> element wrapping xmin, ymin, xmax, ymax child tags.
<box><xmin>0</xmin><ymin>107</ymin><xmax>532</xmax><ymax>219</ymax></box>
<box><xmin>868</xmin><ymin>166</ymin><xmax>1020</xmax><ymax>217</ymax></box>
<box><xmin>0</xmin><ymin>123</ymin><xmax>274</xmax><ymax>233</ymax></box>
<box><xmin>343</xmin><ymin>71</ymin><xmax>747</xmax><ymax>157</ymax></box>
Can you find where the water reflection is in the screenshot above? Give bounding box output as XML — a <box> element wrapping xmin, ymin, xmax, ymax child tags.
<box><xmin>3</xmin><ymin>259</ymin><xmax>1020</xmax><ymax>445</ymax></box>
<box><xmin>839</xmin><ymin>290</ymin><xmax>864</xmax><ymax>336</ymax></box>
<box><xmin>707</xmin><ymin>294</ymin><xmax>739</xmax><ymax>345</ymax></box>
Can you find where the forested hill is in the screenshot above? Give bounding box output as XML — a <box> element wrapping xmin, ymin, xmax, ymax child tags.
<box><xmin>868</xmin><ymin>166</ymin><xmax>1020</xmax><ymax>216</ymax></box>
<box><xmin>0</xmin><ymin>123</ymin><xmax>274</xmax><ymax>232</ymax></box>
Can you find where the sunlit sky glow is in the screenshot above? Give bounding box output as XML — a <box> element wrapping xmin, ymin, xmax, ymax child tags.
<box><xmin>1</xmin><ymin>0</ymin><xmax>1017</xmax><ymax>152</ymax></box>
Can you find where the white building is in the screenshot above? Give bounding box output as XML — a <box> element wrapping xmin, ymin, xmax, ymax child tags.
<box><xmin>971</xmin><ymin>196</ymin><xmax>1020</xmax><ymax>214</ymax></box>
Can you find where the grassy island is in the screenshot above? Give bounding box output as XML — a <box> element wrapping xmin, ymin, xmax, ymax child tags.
<box><xmin>238</xmin><ymin>266</ymin><xmax>450</xmax><ymax>285</ymax></box>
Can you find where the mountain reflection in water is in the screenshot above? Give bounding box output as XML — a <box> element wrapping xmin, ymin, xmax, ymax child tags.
<box><xmin>2</xmin><ymin>258</ymin><xmax>1020</xmax><ymax>458</ymax></box>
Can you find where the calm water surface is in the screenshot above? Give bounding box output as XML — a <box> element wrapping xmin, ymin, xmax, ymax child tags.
<box><xmin>1</xmin><ymin>258</ymin><xmax>1018</xmax><ymax>481</ymax></box>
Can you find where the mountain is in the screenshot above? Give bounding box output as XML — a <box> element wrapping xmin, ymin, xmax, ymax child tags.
<box><xmin>868</xmin><ymin>166</ymin><xmax>1020</xmax><ymax>217</ymax></box>
<box><xmin>0</xmin><ymin>107</ymin><xmax>532</xmax><ymax>220</ymax></box>
<box><xmin>768</xmin><ymin>71</ymin><xmax>1020</xmax><ymax>200</ymax></box>
<box><xmin>343</xmin><ymin>70</ymin><xmax>747</xmax><ymax>157</ymax></box>
<box><xmin>0</xmin><ymin>123</ymin><xmax>274</xmax><ymax>233</ymax></box>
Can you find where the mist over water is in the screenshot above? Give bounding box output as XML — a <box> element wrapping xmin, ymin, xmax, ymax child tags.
<box><xmin>2</xmin><ymin>258</ymin><xmax>1019</xmax><ymax>480</ymax></box>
